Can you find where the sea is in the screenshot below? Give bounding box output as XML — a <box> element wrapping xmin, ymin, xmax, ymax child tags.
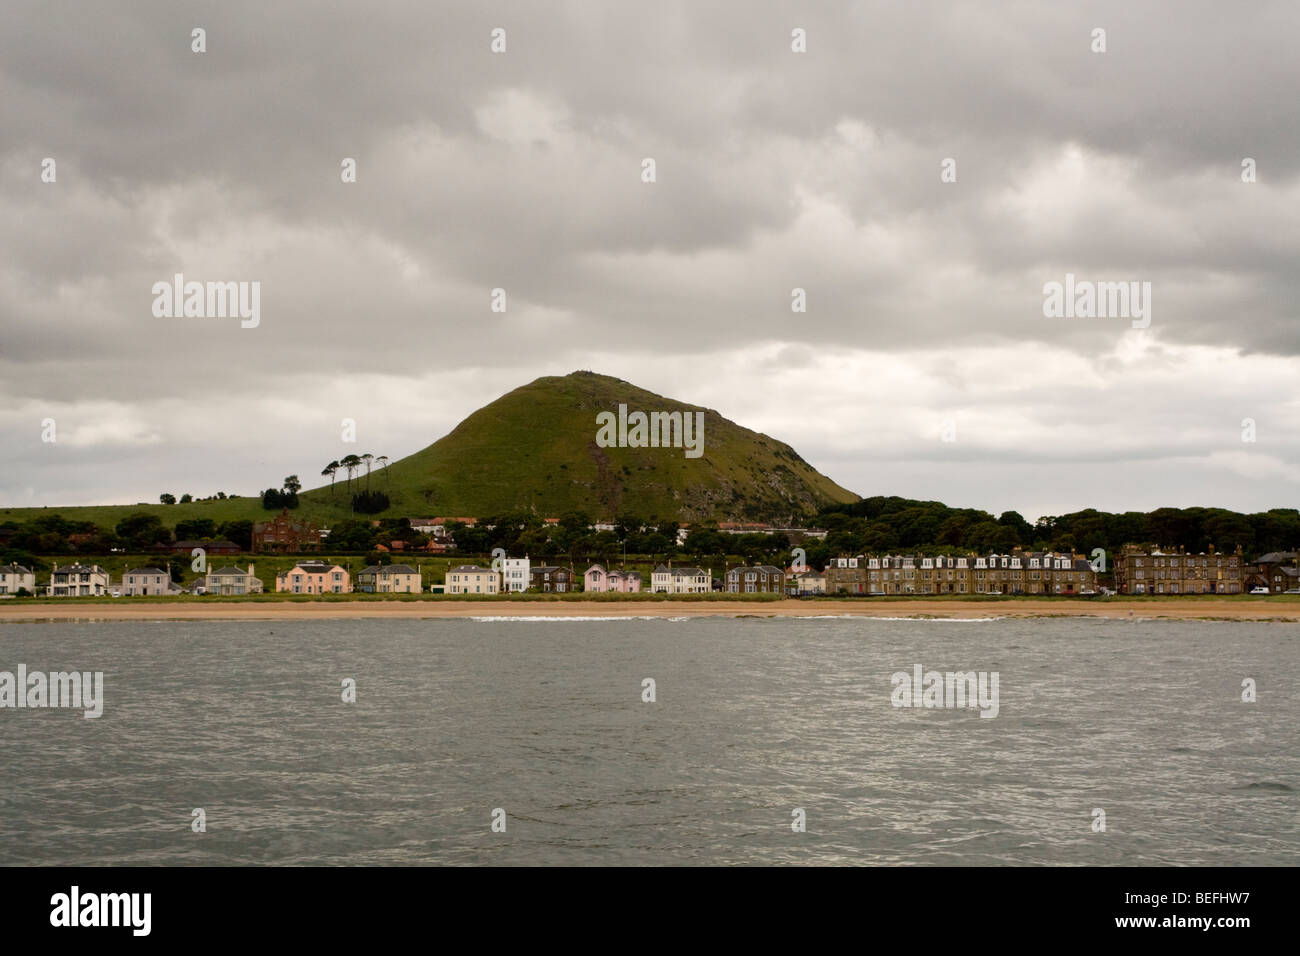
<box><xmin>0</xmin><ymin>616</ymin><xmax>1295</xmax><ymax>865</ymax></box>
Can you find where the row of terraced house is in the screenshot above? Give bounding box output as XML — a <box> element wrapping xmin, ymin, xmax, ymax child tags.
<box><xmin>815</xmin><ymin>544</ymin><xmax>1296</xmax><ymax>596</ymax></box>
<box><xmin>442</xmin><ymin>560</ymin><xmax>715</xmax><ymax>595</ymax></box>
<box><xmin>6</xmin><ymin>546</ymin><xmax>1293</xmax><ymax>599</ymax></box>
<box><xmin>444</xmin><ymin>561</ymin><xmax>634</xmax><ymax>594</ymax></box>
<box><xmin>819</xmin><ymin>551</ymin><xmax>1099</xmax><ymax>596</ymax></box>
<box><xmin>1114</xmin><ymin>544</ymin><xmax>1253</xmax><ymax>595</ymax></box>
<box><xmin>0</xmin><ymin>561</ymin><xmax>424</xmax><ymax>597</ymax></box>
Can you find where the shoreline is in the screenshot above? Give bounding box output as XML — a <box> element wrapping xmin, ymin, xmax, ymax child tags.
<box><xmin>0</xmin><ymin>598</ymin><xmax>1295</xmax><ymax>622</ymax></box>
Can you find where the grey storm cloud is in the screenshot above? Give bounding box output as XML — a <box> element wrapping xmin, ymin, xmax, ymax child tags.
<box><xmin>0</xmin><ymin>0</ymin><xmax>1296</xmax><ymax>512</ymax></box>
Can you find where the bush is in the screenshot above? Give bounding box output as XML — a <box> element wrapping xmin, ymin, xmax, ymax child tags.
<box><xmin>262</xmin><ymin>488</ymin><xmax>299</xmax><ymax>510</ymax></box>
<box><xmin>352</xmin><ymin>490</ymin><xmax>390</xmax><ymax>514</ymax></box>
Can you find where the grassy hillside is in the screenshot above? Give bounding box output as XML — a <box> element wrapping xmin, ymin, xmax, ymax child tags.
<box><xmin>0</xmin><ymin>497</ymin><xmax>270</xmax><ymax>529</ymax></box>
<box><xmin>1</xmin><ymin>371</ymin><xmax>858</xmax><ymax>529</ymax></box>
<box><xmin>315</xmin><ymin>371</ymin><xmax>858</xmax><ymax>521</ymax></box>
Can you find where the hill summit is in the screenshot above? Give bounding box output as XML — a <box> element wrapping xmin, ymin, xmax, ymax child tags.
<box><xmin>309</xmin><ymin>371</ymin><xmax>859</xmax><ymax>521</ymax></box>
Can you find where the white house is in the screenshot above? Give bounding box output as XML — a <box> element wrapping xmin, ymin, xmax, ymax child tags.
<box><xmin>0</xmin><ymin>564</ymin><xmax>35</xmax><ymax>596</ymax></box>
<box><xmin>48</xmin><ymin>563</ymin><xmax>112</xmax><ymax>597</ymax></box>
<box><xmin>409</xmin><ymin>517</ymin><xmax>468</xmax><ymax>540</ymax></box>
<box><xmin>651</xmin><ymin>564</ymin><xmax>712</xmax><ymax>594</ymax></box>
<box><xmin>121</xmin><ymin>567</ymin><xmax>175</xmax><ymax>596</ymax></box>
<box><xmin>502</xmin><ymin>555</ymin><xmax>531</xmax><ymax>593</ymax></box>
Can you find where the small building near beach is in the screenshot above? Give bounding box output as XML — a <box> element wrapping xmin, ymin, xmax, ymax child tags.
<box><xmin>205</xmin><ymin>564</ymin><xmax>264</xmax><ymax>596</ymax></box>
<box><xmin>725</xmin><ymin>565</ymin><xmax>786</xmax><ymax>594</ymax></box>
<box><xmin>277</xmin><ymin>561</ymin><xmax>351</xmax><ymax>594</ymax></box>
<box><xmin>446</xmin><ymin>565</ymin><xmax>499</xmax><ymax>595</ymax></box>
<box><xmin>48</xmin><ymin>563</ymin><xmax>112</xmax><ymax>597</ymax></box>
<box><xmin>0</xmin><ymin>563</ymin><xmax>35</xmax><ymax>595</ymax></box>
<box><xmin>584</xmin><ymin>564</ymin><xmax>642</xmax><ymax>593</ymax></box>
<box><xmin>356</xmin><ymin>564</ymin><xmax>421</xmax><ymax>594</ymax></box>
<box><xmin>121</xmin><ymin>567</ymin><xmax>175</xmax><ymax>596</ymax></box>
<box><xmin>530</xmin><ymin>565</ymin><xmax>577</xmax><ymax>592</ymax></box>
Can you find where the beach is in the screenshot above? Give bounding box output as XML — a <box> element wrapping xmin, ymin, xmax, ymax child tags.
<box><xmin>0</xmin><ymin>598</ymin><xmax>1295</xmax><ymax>622</ymax></box>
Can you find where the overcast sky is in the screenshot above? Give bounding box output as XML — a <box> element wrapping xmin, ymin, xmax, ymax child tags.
<box><xmin>2</xmin><ymin>1</ymin><xmax>1297</xmax><ymax>521</ymax></box>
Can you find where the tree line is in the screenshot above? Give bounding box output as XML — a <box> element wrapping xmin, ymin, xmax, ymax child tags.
<box><xmin>320</xmin><ymin>455</ymin><xmax>391</xmax><ymax>513</ymax></box>
<box><xmin>5</xmin><ymin>500</ymin><xmax>1295</xmax><ymax>575</ymax></box>
<box><xmin>813</xmin><ymin>498</ymin><xmax>1300</xmax><ymax>563</ymax></box>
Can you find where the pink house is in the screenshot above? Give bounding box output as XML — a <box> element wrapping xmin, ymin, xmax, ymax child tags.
<box><xmin>276</xmin><ymin>561</ymin><xmax>351</xmax><ymax>594</ymax></box>
<box><xmin>584</xmin><ymin>564</ymin><xmax>642</xmax><ymax>593</ymax></box>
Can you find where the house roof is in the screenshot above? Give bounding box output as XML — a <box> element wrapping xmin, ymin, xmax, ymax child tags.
<box><xmin>359</xmin><ymin>564</ymin><xmax>418</xmax><ymax>574</ymax></box>
<box><xmin>0</xmin><ymin>564</ymin><xmax>33</xmax><ymax>574</ymax></box>
<box><xmin>1257</xmin><ymin>552</ymin><xmax>1298</xmax><ymax>564</ymax></box>
<box><xmin>124</xmin><ymin>567</ymin><xmax>167</xmax><ymax>575</ymax></box>
<box><xmin>210</xmin><ymin>566</ymin><xmax>248</xmax><ymax>576</ymax></box>
<box><xmin>283</xmin><ymin>562</ymin><xmax>339</xmax><ymax>575</ymax></box>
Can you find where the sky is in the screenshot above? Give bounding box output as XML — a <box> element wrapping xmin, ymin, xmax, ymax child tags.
<box><xmin>1</xmin><ymin>0</ymin><xmax>1297</xmax><ymax>522</ymax></box>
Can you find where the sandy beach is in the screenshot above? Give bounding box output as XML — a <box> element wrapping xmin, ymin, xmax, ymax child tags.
<box><xmin>0</xmin><ymin>598</ymin><xmax>1295</xmax><ymax>622</ymax></box>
